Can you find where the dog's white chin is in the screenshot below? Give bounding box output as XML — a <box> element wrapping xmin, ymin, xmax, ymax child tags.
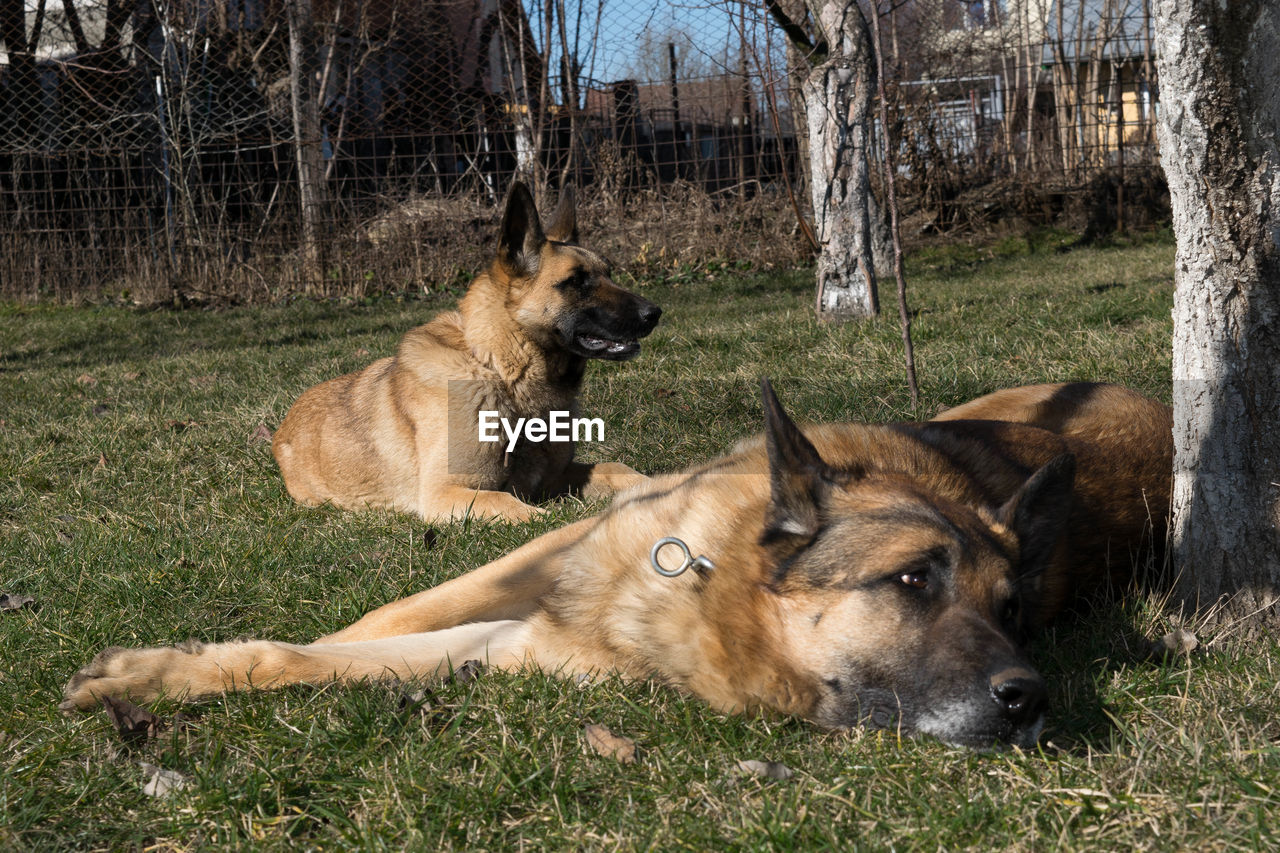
<box><xmin>916</xmin><ymin>701</ymin><xmax>1046</xmax><ymax>750</ymax></box>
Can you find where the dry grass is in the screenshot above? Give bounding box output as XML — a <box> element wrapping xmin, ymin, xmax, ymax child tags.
<box><xmin>1</xmin><ymin>183</ymin><xmax>812</xmax><ymax>307</ymax></box>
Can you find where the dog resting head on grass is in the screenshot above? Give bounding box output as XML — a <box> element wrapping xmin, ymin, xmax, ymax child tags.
<box><xmin>271</xmin><ymin>181</ymin><xmax>661</xmax><ymax>523</ymax></box>
<box><xmin>63</xmin><ymin>382</ymin><xmax>1170</xmax><ymax>749</ymax></box>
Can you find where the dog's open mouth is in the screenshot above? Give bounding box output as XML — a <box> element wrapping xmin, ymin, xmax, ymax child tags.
<box><xmin>576</xmin><ymin>334</ymin><xmax>639</xmax><ymax>358</ymax></box>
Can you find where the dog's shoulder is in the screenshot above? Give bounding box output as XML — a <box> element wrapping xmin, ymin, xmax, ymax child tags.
<box><xmin>393</xmin><ymin>311</ymin><xmax>480</xmax><ymax>378</ymax></box>
<box><xmin>399</xmin><ymin>311</ymin><xmax>465</xmax><ymax>353</ymax></box>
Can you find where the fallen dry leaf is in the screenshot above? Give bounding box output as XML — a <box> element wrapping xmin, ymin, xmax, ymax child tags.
<box><xmin>735</xmin><ymin>759</ymin><xmax>794</xmax><ymax>781</ymax></box>
<box><xmin>396</xmin><ymin>685</ymin><xmax>448</xmax><ymax>721</ymax></box>
<box><xmin>140</xmin><ymin>763</ymin><xmax>189</xmax><ymax>797</ymax></box>
<box><xmin>248</xmin><ymin>423</ymin><xmax>273</xmax><ymax>444</ymax></box>
<box><xmin>101</xmin><ymin>695</ymin><xmax>167</xmax><ymax>744</ymax></box>
<box><xmin>166</xmin><ymin>420</ymin><xmax>200</xmax><ymax>431</ymax></box>
<box><xmin>0</xmin><ymin>593</ymin><xmax>35</xmax><ymax>612</ymax></box>
<box><xmin>1147</xmin><ymin>627</ymin><xmax>1199</xmax><ymax>661</ymax></box>
<box><xmin>95</xmin><ymin>453</ymin><xmax>108</xmax><ymax>470</ymax></box>
<box><xmin>121</xmin><ymin>371</ymin><xmax>141</xmax><ymax>381</ymax></box>
<box><xmin>397</xmin><ymin>685</ymin><xmax>438</xmax><ymax>712</ymax></box>
<box><xmin>354</xmin><ymin>347</ymin><xmax>371</xmax><ymax>357</ymax></box>
<box><xmin>392</xmin><ymin>681</ymin><xmax>467</xmax><ymax>729</ymax></box>
<box><xmin>583</xmin><ymin>724</ymin><xmax>638</xmax><ymax>764</ymax></box>
<box><xmin>75</xmin><ymin>373</ymin><xmax>98</xmax><ymax>386</ymax></box>
<box><xmin>448</xmin><ymin>659</ymin><xmax>483</xmax><ymax>685</ymax></box>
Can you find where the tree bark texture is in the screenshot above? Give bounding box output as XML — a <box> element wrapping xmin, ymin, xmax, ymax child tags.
<box><xmin>287</xmin><ymin>0</ymin><xmax>327</xmax><ymax>287</ymax></box>
<box><xmin>803</xmin><ymin>0</ymin><xmax>879</xmax><ymax>318</ymax></box>
<box><xmin>1155</xmin><ymin>0</ymin><xmax>1280</xmax><ymax>625</ymax></box>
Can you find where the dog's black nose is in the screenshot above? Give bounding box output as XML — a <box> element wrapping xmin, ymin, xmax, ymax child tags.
<box><xmin>638</xmin><ymin>300</ymin><xmax>662</xmax><ymax>330</ymax></box>
<box><xmin>990</xmin><ymin>671</ymin><xmax>1046</xmax><ymax>724</ymax></box>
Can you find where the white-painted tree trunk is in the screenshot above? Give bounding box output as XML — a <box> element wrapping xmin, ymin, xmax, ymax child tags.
<box><xmin>514</xmin><ymin>116</ymin><xmax>537</xmax><ymax>178</ymax></box>
<box><xmin>802</xmin><ymin>0</ymin><xmax>879</xmax><ymax>318</ymax></box>
<box><xmin>1155</xmin><ymin>0</ymin><xmax>1280</xmax><ymax>625</ymax></box>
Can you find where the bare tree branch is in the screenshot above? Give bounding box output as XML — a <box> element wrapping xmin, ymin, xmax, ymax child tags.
<box><xmin>764</xmin><ymin>0</ymin><xmax>823</xmax><ymax>58</ymax></box>
<box><xmin>61</xmin><ymin>0</ymin><xmax>91</xmax><ymax>56</ymax></box>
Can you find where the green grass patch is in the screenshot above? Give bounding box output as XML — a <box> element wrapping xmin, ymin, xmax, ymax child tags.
<box><xmin>4</xmin><ymin>238</ymin><xmax>1278</xmax><ymax>850</ymax></box>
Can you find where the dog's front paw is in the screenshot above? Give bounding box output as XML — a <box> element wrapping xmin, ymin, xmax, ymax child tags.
<box><xmin>59</xmin><ymin>645</ymin><xmax>183</xmax><ymax>713</ymax></box>
<box><xmin>582</xmin><ymin>462</ymin><xmax>649</xmax><ymax>499</ymax></box>
<box><xmin>503</xmin><ymin>500</ymin><xmax>547</xmax><ymax>523</ymax></box>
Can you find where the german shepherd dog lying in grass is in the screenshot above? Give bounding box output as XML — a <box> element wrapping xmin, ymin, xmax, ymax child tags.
<box><xmin>63</xmin><ymin>382</ymin><xmax>1171</xmax><ymax>748</ymax></box>
<box><xmin>272</xmin><ymin>181</ymin><xmax>661</xmax><ymax>523</ymax></box>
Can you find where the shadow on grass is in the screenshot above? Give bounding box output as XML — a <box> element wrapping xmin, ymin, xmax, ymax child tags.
<box><xmin>1033</xmin><ymin>598</ymin><xmax>1167</xmax><ymax>755</ymax></box>
<box><xmin>0</xmin><ymin>300</ymin><xmax>449</xmax><ymax>372</ymax></box>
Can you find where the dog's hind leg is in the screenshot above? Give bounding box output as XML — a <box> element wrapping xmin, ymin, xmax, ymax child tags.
<box><xmin>313</xmin><ymin>516</ymin><xmax>599</xmax><ymax>644</ymax></box>
<box><xmin>60</xmin><ymin>620</ymin><xmax>535</xmax><ymax>711</ymax></box>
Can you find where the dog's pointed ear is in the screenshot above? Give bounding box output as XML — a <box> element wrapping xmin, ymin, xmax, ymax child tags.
<box><xmin>997</xmin><ymin>453</ymin><xmax>1076</xmax><ymax>578</ymax></box>
<box><xmin>545</xmin><ymin>184</ymin><xmax>578</xmax><ymax>243</ymax></box>
<box><xmin>760</xmin><ymin>379</ymin><xmax>831</xmax><ymax>546</ymax></box>
<box><xmin>498</xmin><ymin>181</ymin><xmax>546</xmax><ymax>277</ymax></box>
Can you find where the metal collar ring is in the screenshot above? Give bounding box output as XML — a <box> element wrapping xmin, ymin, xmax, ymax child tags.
<box><xmin>650</xmin><ymin>536</ymin><xmax>715</xmax><ymax>578</ymax></box>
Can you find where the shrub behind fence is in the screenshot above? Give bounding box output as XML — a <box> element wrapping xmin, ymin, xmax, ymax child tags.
<box><xmin>0</xmin><ymin>0</ymin><xmax>1166</xmax><ymax>304</ymax></box>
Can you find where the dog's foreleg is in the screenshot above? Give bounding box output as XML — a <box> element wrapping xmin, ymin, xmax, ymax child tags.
<box><xmin>418</xmin><ymin>484</ymin><xmax>547</xmax><ymax>523</ymax></box>
<box><xmin>60</xmin><ymin>621</ymin><xmax>533</xmax><ymax>712</ymax></box>
<box><xmin>549</xmin><ymin>461</ymin><xmax>649</xmax><ymax>500</ymax></box>
<box><xmin>412</xmin><ymin>419</ymin><xmax>545</xmax><ymax>522</ymax></box>
<box><xmin>313</xmin><ymin>516</ymin><xmax>598</xmax><ymax>644</ymax></box>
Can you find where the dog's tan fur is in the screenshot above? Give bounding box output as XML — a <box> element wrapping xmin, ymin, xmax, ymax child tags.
<box><xmin>64</xmin><ymin>383</ymin><xmax>1171</xmax><ymax>747</ymax></box>
<box><xmin>272</xmin><ymin>182</ymin><xmax>661</xmax><ymax>522</ymax></box>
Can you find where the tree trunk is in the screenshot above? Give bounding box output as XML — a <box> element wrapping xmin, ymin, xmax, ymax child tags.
<box><xmin>803</xmin><ymin>0</ymin><xmax>879</xmax><ymax>318</ymax></box>
<box><xmin>286</xmin><ymin>0</ymin><xmax>327</xmax><ymax>290</ymax></box>
<box><xmin>498</xmin><ymin>0</ymin><xmax>544</xmax><ymax>190</ymax></box>
<box><xmin>0</xmin><ymin>0</ymin><xmax>37</xmax><ymax>149</ymax></box>
<box><xmin>786</xmin><ymin>39</ymin><xmax>815</xmax><ymax>216</ymax></box>
<box><xmin>868</xmin><ymin>187</ymin><xmax>893</xmax><ymax>277</ymax></box>
<box><xmin>1155</xmin><ymin>0</ymin><xmax>1280</xmax><ymax>626</ymax></box>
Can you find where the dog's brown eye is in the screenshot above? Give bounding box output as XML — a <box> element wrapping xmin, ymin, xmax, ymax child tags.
<box><xmin>556</xmin><ymin>271</ymin><xmax>592</xmax><ymax>292</ymax></box>
<box><xmin>898</xmin><ymin>571</ymin><xmax>928</xmax><ymax>589</ymax></box>
<box><xmin>1001</xmin><ymin>599</ymin><xmax>1019</xmax><ymax>625</ymax></box>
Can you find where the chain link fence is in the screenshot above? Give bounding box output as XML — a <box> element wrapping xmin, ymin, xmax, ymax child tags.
<box><xmin>0</xmin><ymin>0</ymin><xmax>1165</xmax><ymax>303</ymax></box>
<box><xmin>879</xmin><ymin>0</ymin><xmax>1165</xmax><ymax>237</ymax></box>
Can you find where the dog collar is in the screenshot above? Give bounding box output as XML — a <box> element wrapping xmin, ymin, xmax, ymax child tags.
<box><xmin>649</xmin><ymin>537</ymin><xmax>715</xmax><ymax>578</ymax></box>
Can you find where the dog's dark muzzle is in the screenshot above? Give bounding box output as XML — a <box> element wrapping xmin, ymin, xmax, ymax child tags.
<box><xmin>564</xmin><ymin>296</ymin><xmax>662</xmax><ymax>361</ymax></box>
<box><xmin>985</xmin><ymin>665</ymin><xmax>1047</xmax><ymax>748</ymax></box>
<box><xmin>990</xmin><ymin>667</ymin><xmax>1047</xmax><ymax>728</ymax></box>
<box><xmin>826</xmin><ymin>656</ymin><xmax>1048</xmax><ymax>749</ymax></box>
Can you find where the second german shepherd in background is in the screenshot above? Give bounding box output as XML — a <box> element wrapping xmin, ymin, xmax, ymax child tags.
<box><xmin>272</xmin><ymin>182</ymin><xmax>662</xmax><ymax>522</ymax></box>
<box><xmin>63</xmin><ymin>382</ymin><xmax>1171</xmax><ymax>748</ymax></box>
